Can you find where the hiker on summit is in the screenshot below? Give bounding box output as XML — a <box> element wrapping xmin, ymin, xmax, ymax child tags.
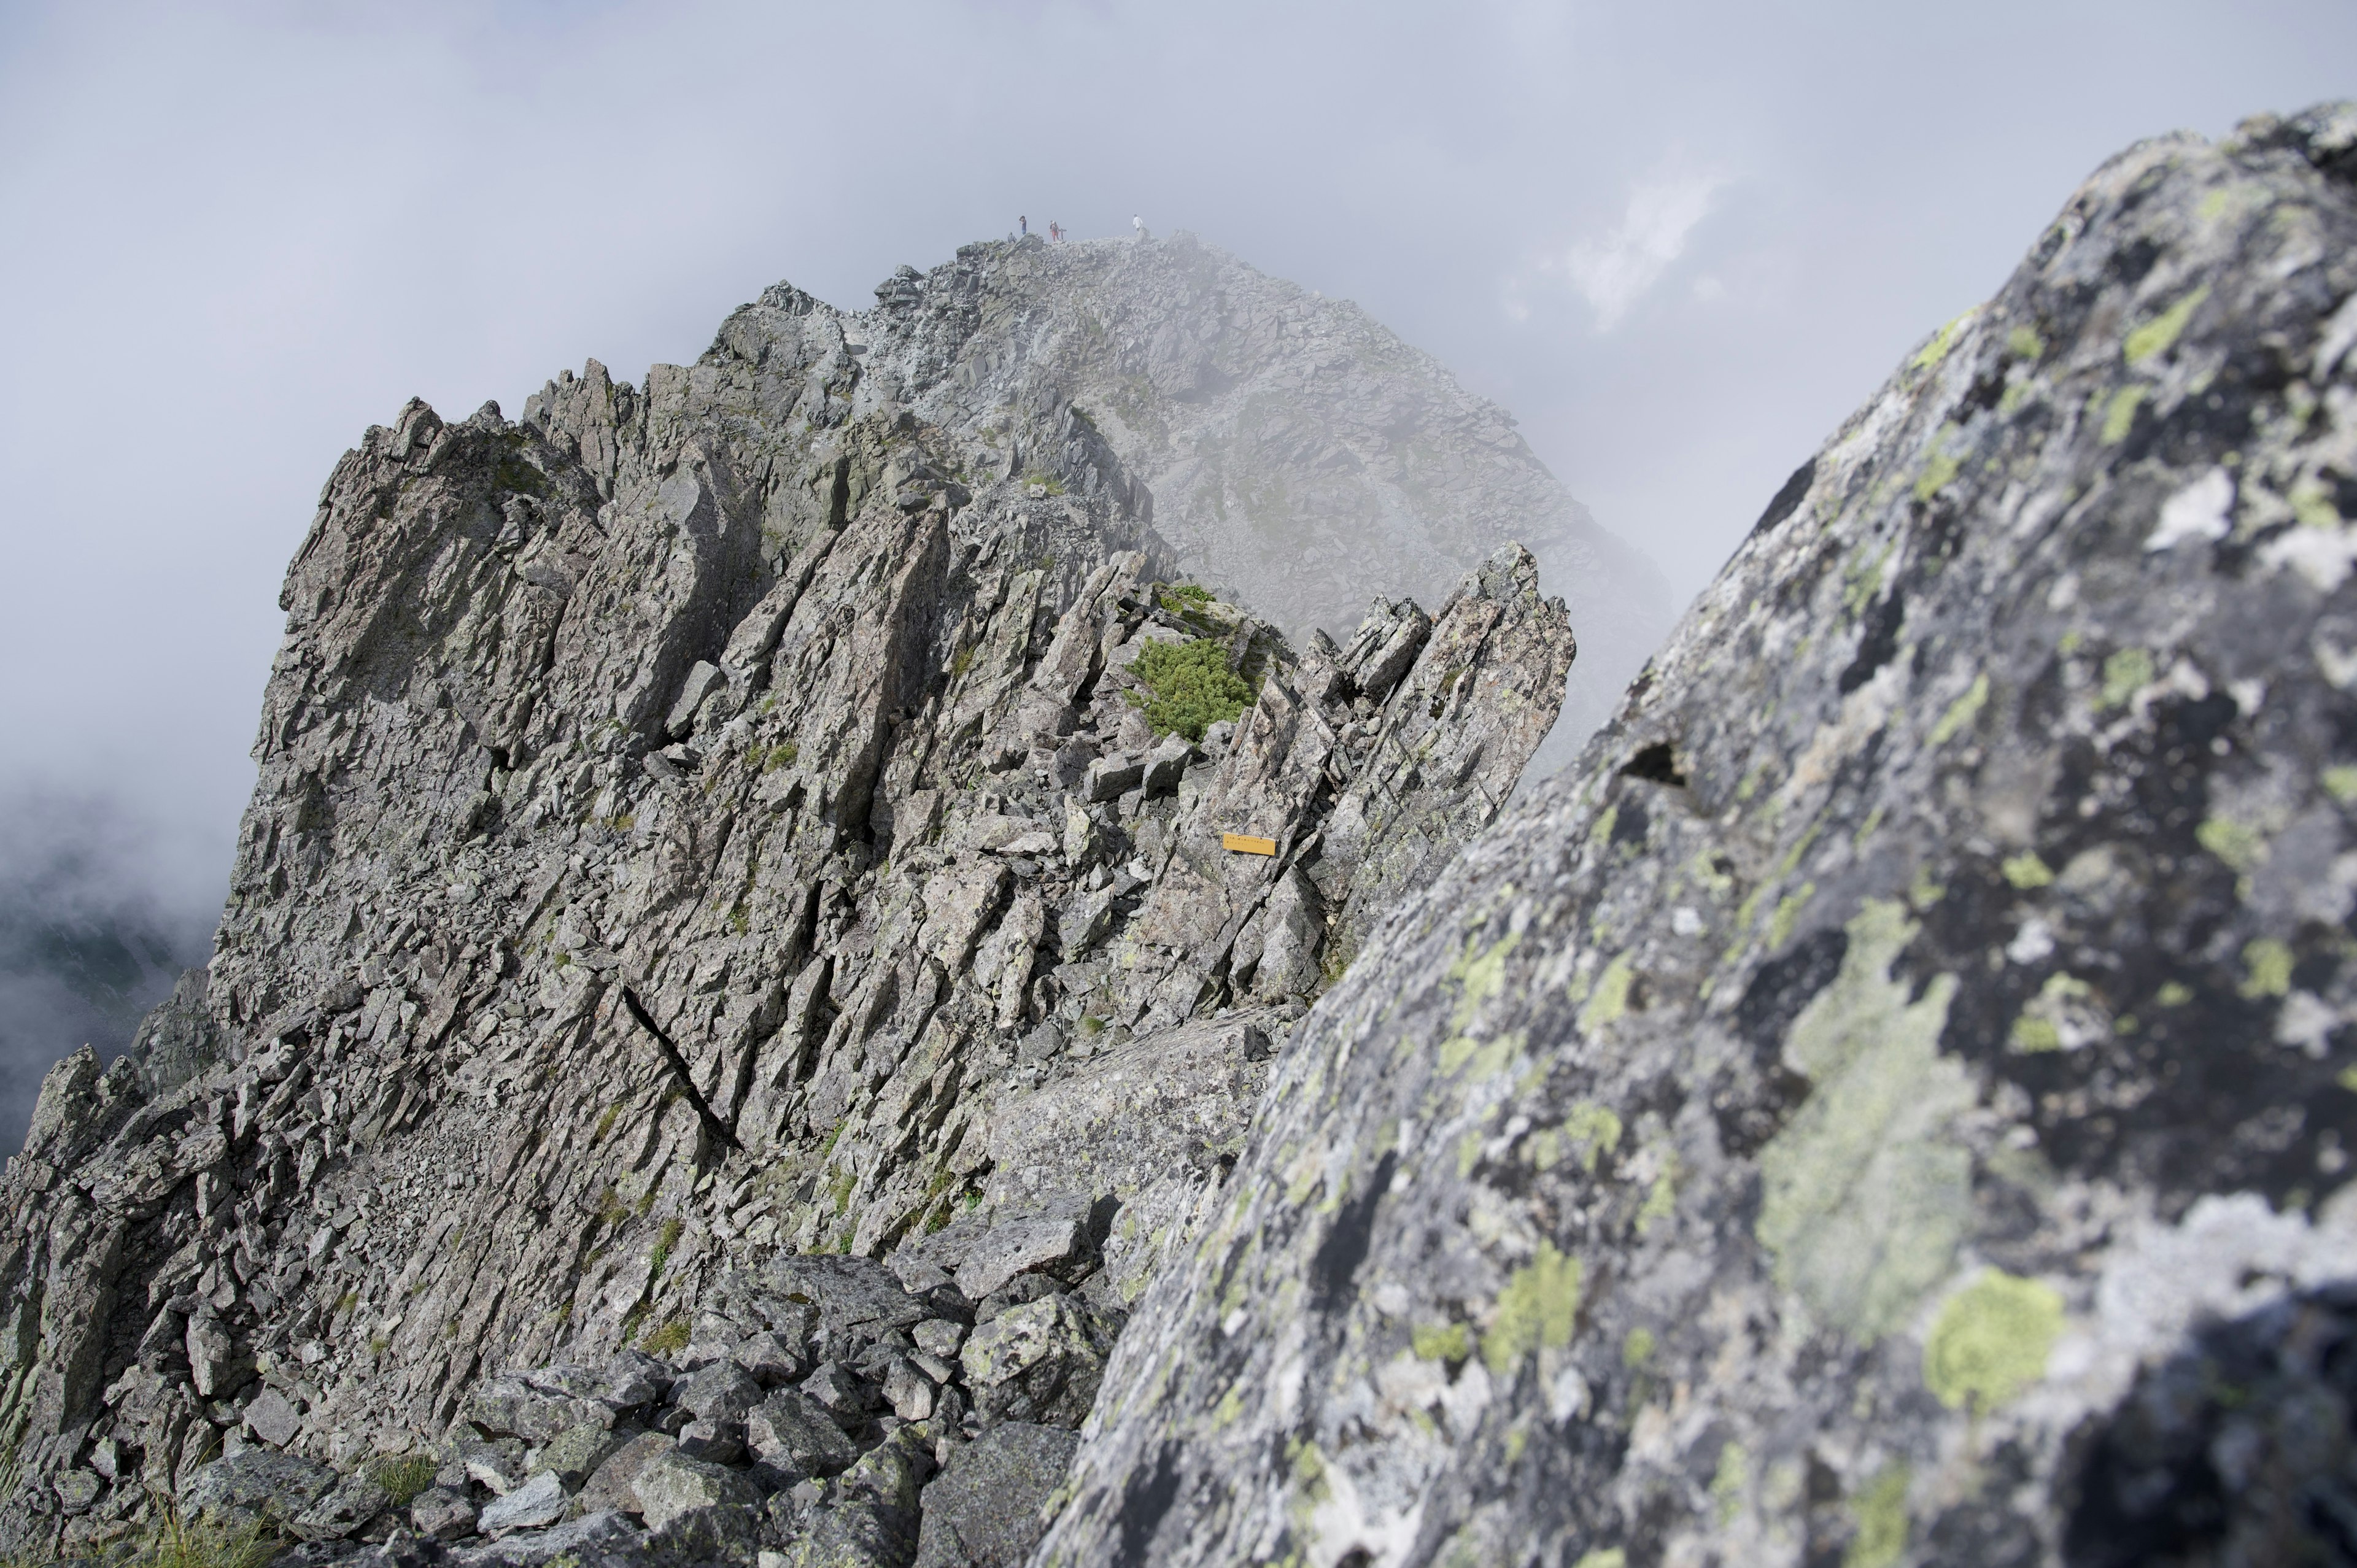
<box><xmin>1020</xmin><ymin>215</ymin><xmax>1028</xmax><ymax>236</ymax></box>
<box><xmin>1133</xmin><ymin>214</ymin><xmax>1145</xmax><ymax>239</ymax></box>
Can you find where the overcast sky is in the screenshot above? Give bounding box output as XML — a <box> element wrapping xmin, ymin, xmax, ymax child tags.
<box><xmin>1</xmin><ymin>0</ymin><xmax>2350</xmax><ymax>1101</ymax></box>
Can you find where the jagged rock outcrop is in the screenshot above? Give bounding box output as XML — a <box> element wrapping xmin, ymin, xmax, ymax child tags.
<box><xmin>838</xmin><ymin>233</ymin><xmax>1668</xmax><ymax>742</ymax></box>
<box><xmin>1040</xmin><ymin>105</ymin><xmax>2357</xmax><ymax>1566</ymax></box>
<box><xmin>0</xmin><ymin>238</ymin><xmax>1573</xmax><ymax>1562</ymax></box>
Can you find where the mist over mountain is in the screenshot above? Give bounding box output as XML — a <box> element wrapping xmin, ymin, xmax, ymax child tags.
<box><xmin>0</xmin><ymin>791</ymin><xmax>215</xmax><ymax>1153</ymax></box>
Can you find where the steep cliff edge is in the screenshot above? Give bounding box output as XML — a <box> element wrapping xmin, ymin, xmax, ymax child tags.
<box><xmin>0</xmin><ymin>245</ymin><xmax>1574</xmax><ymax>1559</ymax></box>
<box><xmin>1043</xmin><ymin>104</ymin><xmax>2357</xmax><ymax>1566</ymax></box>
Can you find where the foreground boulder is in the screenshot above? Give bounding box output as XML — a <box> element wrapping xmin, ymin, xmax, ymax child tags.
<box><xmin>1040</xmin><ymin>104</ymin><xmax>2357</xmax><ymax>1566</ymax></box>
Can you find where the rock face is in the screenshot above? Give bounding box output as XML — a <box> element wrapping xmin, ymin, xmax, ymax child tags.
<box><xmin>1039</xmin><ymin>106</ymin><xmax>2357</xmax><ymax>1565</ymax></box>
<box><xmin>0</xmin><ymin>238</ymin><xmax>1572</xmax><ymax>1557</ymax></box>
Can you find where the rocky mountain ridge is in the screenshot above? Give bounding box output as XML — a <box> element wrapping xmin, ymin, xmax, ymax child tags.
<box><xmin>10</xmin><ymin>101</ymin><xmax>2357</xmax><ymax>1568</ymax></box>
<box><xmin>0</xmin><ymin>230</ymin><xmax>1575</xmax><ymax>1566</ymax></box>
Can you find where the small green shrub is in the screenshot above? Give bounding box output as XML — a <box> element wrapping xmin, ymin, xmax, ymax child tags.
<box><xmin>761</xmin><ymin>742</ymin><xmax>799</xmax><ymax>773</ymax></box>
<box><xmin>135</xmin><ymin>1505</ymin><xmax>274</xmax><ymax>1568</ymax></box>
<box><xmin>370</xmin><ymin>1454</ymin><xmax>438</xmax><ymax>1506</ymax></box>
<box><xmin>641</xmin><ymin>1316</ymin><xmax>691</xmax><ymax>1356</ymax></box>
<box><xmin>591</xmin><ymin>1106</ymin><xmax>622</xmax><ymax>1145</ymax></box>
<box><xmin>1021</xmin><ymin>471</ymin><xmax>1067</xmax><ymax>496</ymax></box>
<box><xmin>650</xmin><ymin>1218</ymin><xmax>684</xmax><ymax>1277</ymax></box>
<box><xmin>1130</xmin><ymin>638</ymin><xmax>1254</xmax><ymax>741</ymax></box>
<box><xmin>1163</xmin><ymin>582</ymin><xmax>1213</xmax><ymax>606</ymax></box>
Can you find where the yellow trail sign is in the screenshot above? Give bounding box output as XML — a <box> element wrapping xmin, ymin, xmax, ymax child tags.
<box><xmin>1222</xmin><ymin>833</ymin><xmax>1278</xmax><ymax>856</ymax></box>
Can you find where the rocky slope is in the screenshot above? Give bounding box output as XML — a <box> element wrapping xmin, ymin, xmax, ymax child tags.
<box><xmin>0</xmin><ymin>238</ymin><xmax>1574</xmax><ymax>1562</ymax></box>
<box><xmin>1042</xmin><ymin>104</ymin><xmax>2357</xmax><ymax>1567</ymax></box>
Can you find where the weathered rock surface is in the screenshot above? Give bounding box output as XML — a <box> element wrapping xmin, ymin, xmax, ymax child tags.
<box><xmin>0</xmin><ymin>231</ymin><xmax>1571</xmax><ymax>1559</ymax></box>
<box><xmin>1039</xmin><ymin>103</ymin><xmax>2357</xmax><ymax>1566</ymax></box>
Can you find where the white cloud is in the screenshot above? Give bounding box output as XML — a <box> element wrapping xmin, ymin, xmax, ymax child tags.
<box><xmin>1557</xmin><ymin>166</ymin><xmax>1727</xmax><ymax>330</ymax></box>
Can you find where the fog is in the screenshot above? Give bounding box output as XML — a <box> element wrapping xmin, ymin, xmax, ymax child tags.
<box><xmin>2</xmin><ymin>0</ymin><xmax>2348</xmax><ymax>1143</ymax></box>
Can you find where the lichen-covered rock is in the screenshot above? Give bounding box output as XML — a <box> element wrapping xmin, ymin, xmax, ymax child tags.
<box><xmin>176</xmin><ymin>1448</ymin><xmax>336</xmax><ymax>1528</ymax></box>
<box><xmin>630</xmin><ymin>1448</ymin><xmax>757</xmax><ymax>1534</ymax></box>
<box><xmin>1040</xmin><ymin>103</ymin><xmax>2357</xmax><ymax>1566</ymax></box>
<box><xmin>911</xmin><ymin>1421</ymin><xmax>1078</xmax><ymax>1568</ymax></box>
<box><xmin>958</xmin><ymin>1291</ymin><xmax>1119</xmax><ymax>1429</ymax></box>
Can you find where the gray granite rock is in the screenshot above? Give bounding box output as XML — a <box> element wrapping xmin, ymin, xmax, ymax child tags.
<box><xmin>630</xmin><ymin>1450</ymin><xmax>757</xmax><ymax>1534</ymax></box>
<box><xmin>477</xmin><ymin>1472</ymin><xmax>567</xmax><ymax>1535</ymax></box>
<box><xmin>911</xmin><ymin>1421</ymin><xmax>1078</xmax><ymax>1568</ymax></box>
<box><xmin>1040</xmin><ymin>101</ymin><xmax>2357</xmax><ymax>1568</ymax></box>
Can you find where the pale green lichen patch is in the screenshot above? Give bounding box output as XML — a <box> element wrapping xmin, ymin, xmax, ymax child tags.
<box><xmin>2001</xmin><ymin>852</ymin><xmax>2054</xmax><ymax>889</ymax></box>
<box><xmin>2100</xmin><ymin>646</ymin><xmax>2154</xmax><ymax>708</ymax></box>
<box><xmin>1412</xmin><ymin>1321</ymin><xmax>1472</xmax><ymax>1364</ymax></box>
<box><xmin>1449</xmin><ymin>931</ymin><xmax>1522</xmax><ymax>1032</ymax></box>
<box><xmin>1573</xmin><ymin>1552</ymin><xmax>1627</xmax><ymax>1568</ymax></box>
<box><xmin>1767</xmin><ymin>882</ymin><xmax>1817</xmax><ymax>950</ymax></box>
<box><xmin>2010</xmin><ymin>973</ymin><xmax>2103</xmax><ymax>1054</ymax></box>
<box><xmin>1912</xmin><ymin>448</ymin><xmax>1961</xmax><ymax>504</ymax></box>
<box><xmin>2101</xmin><ymin>385</ymin><xmax>2146</xmax><ymax>444</ymax></box>
<box><xmin>2124</xmin><ymin>283</ymin><xmax>2210</xmax><ymax>365</ymax></box>
<box><xmin>1712</xmin><ymin>1440</ymin><xmax>1749</xmax><ymax>1524</ymax></box>
<box><xmin>1483</xmin><ymin>1241</ymin><xmax>1583</xmax><ymax>1377</ymax></box>
<box><xmin>1758</xmin><ymin>900</ymin><xmax>1973</xmax><ymax>1340</ymax></box>
<box><xmin>2242</xmin><ymin>938</ymin><xmax>2293</xmax><ymax>998</ymax></box>
<box><xmin>1579</xmin><ymin>954</ymin><xmax>1636</xmax><ymax>1033</ymax></box>
<box><xmin>2196</xmin><ymin>816</ymin><xmax>2269</xmax><ymax>874</ymax></box>
<box><xmin>2006</xmin><ymin>324</ymin><xmax>2046</xmax><ymax>360</ymax></box>
<box><xmin>1621</xmin><ymin>1326</ymin><xmax>1655</xmax><ymax>1368</ymax></box>
<box><xmin>1562</xmin><ymin>1102</ymin><xmax>1624</xmax><ymax>1172</ymax></box>
<box><xmin>1845</xmin><ymin>1465</ymin><xmax>1911</xmax><ymax>1568</ymax></box>
<box><xmin>2324</xmin><ymin>765</ymin><xmax>2357</xmax><ymax>805</ymax></box>
<box><xmin>1911</xmin><ymin>312</ymin><xmax>1972</xmax><ymax>371</ymax></box>
<box><xmin>1929</xmin><ymin>674</ymin><xmax>1988</xmax><ymax>746</ymax></box>
<box><xmin>1922</xmin><ymin>1269</ymin><xmax>2064</xmax><ymax>1414</ymax></box>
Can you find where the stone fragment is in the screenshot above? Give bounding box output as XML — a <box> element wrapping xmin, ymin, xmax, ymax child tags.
<box><xmin>883</xmin><ymin>1358</ymin><xmax>935</xmax><ymax>1422</ymax></box>
<box><xmin>632</xmin><ymin>1449</ymin><xmax>759</xmax><ymax>1533</ymax></box>
<box><xmin>477</xmin><ymin>1471</ymin><xmax>567</xmax><ymax>1535</ymax></box>
<box><xmin>409</xmin><ymin>1486</ymin><xmax>476</xmax><ymax>1541</ymax></box>
<box><xmin>470</xmin><ymin>1377</ymin><xmax>579</xmax><ymax>1443</ymax></box>
<box><xmin>289</xmin><ymin>1469</ymin><xmax>392</xmax><ymax>1542</ymax></box>
<box><xmin>179</xmin><ymin>1448</ymin><xmax>337</xmax><ymax>1527</ymax></box>
<box><xmin>1085</xmin><ymin>755</ymin><xmax>1145</xmax><ymax>803</ymax></box>
<box><xmin>244</xmin><ymin>1386</ymin><xmax>301</xmax><ymax>1447</ymax></box>
<box><xmin>745</xmin><ymin>1388</ymin><xmax>860</xmax><ymax>1480</ymax></box>
<box><xmin>913</xmin><ymin>1421</ymin><xmax>1080</xmax><ymax>1568</ymax></box>
<box><xmin>959</xmin><ymin>1293</ymin><xmax>1118</xmax><ymax>1427</ymax></box>
<box><xmin>594</xmin><ymin>1351</ymin><xmax>670</xmax><ymax>1413</ymax></box>
<box><xmin>671</xmin><ymin>1360</ymin><xmax>764</xmax><ymax>1423</ymax></box>
<box><xmin>535</xmin><ymin>1421</ymin><xmax>627</xmax><ymax>1491</ymax></box>
<box><xmin>729</xmin><ymin>1330</ymin><xmax>803</xmax><ymax>1387</ymax></box>
<box><xmin>911</xmin><ymin>1319</ymin><xmax>966</xmax><ymax>1361</ymax></box>
<box><xmin>666</xmin><ymin>660</ymin><xmax>725</xmax><ymax>738</ymax></box>
<box><xmin>951</xmin><ymin>1217</ymin><xmax>1087</xmax><ymax>1302</ymax></box>
<box><xmin>52</xmin><ymin>1471</ymin><xmax>101</xmax><ymax>1515</ymax></box>
<box><xmin>674</xmin><ymin>1418</ymin><xmax>745</xmax><ymax>1465</ymax></box>
<box><xmin>646</xmin><ymin>1501</ymin><xmax>761</xmax><ymax>1566</ymax></box>
<box><xmin>1140</xmin><ymin>733</ymin><xmax>1194</xmax><ymax>797</ymax></box>
<box><xmin>460</xmin><ymin>1437</ymin><xmax>528</xmax><ymax>1494</ymax></box>
<box><xmin>573</xmin><ymin>1431</ymin><xmax>674</xmax><ymax>1518</ymax></box>
<box><xmin>797</xmin><ymin>1362</ymin><xmax>875</xmax><ymax>1429</ymax></box>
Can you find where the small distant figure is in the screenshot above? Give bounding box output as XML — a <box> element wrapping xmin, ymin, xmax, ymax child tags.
<box><xmin>1020</xmin><ymin>215</ymin><xmax>1028</xmax><ymax>237</ymax></box>
<box><xmin>1048</xmin><ymin>220</ymin><xmax>1062</xmax><ymax>242</ymax></box>
<box><xmin>1133</xmin><ymin>214</ymin><xmax>1146</xmax><ymax>241</ymax></box>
